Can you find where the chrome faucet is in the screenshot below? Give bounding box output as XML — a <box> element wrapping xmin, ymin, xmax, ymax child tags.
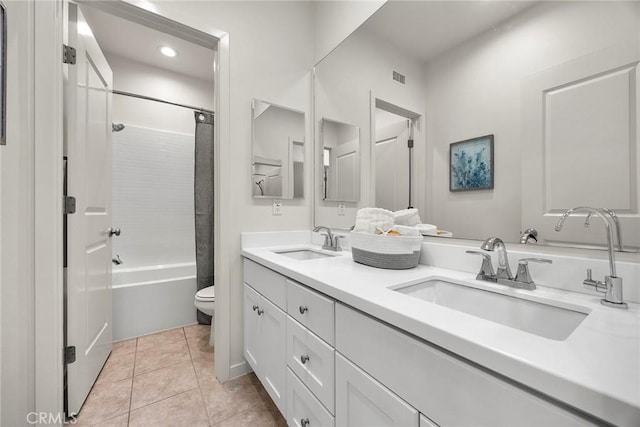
<box><xmin>313</xmin><ymin>226</ymin><xmax>343</xmax><ymax>251</ymax></box>
<box><xmin>585</xmin><ymin>208</ymin><xmax>624</xmax><ymax>252</ymax></box>
<box><xmin>468</xmin><ymin>237</ymin><xmax>552</xmax><ymax>290</ymax></box>
<box><xmin>519</xmin><ymin>228</ymin><xmax>538</xmax><ymax>244</ymax></box>
<box><xmin>481</xmin><ymin>237</ymin><xmax>513</xmax><ymax>280</ymax></box>
<box><xmin>555</xmin><ymin>206</ymin><xmax>627</xmax><ymax>309</ymax></box>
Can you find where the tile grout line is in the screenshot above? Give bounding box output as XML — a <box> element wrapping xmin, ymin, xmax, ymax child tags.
<box><xmin>129</xmin><ymin>385</ymin><xmax>201</xmax><ymax>415</ymax></box>
<box><xmin>127</xmin><ymin>337</ymin><xmax>138</xmax><ymax>426</ymax></box>
<box><xmin>81</xmin><ymin>326</ymin><xmax>211</xmax><ymax>426</ymax></box>
<box><xmin>186</xmin><ymin>326</ymin><xmax>215</xmax><ymax>427</ymax></box>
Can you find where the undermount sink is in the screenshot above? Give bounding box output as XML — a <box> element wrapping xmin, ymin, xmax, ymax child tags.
<box><xmin>394</xmin><ymin>279</ymin><xmax>588</xmax><ymax>341</ymax></box>
<box><xmin>275</xmin><ymin>249</ymin><xmax>336</xmax><ymax>260</ymax></box>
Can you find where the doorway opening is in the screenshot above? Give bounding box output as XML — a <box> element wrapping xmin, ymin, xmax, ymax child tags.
<box><xmin>64</xmin><ymin>2</ymin><xmax>218</xmax><ymax>418</ymax></box>
<box><xmin>372</xmin><ymin>99</ymin><xmax>421</xmax><ymax>211</ymax></box>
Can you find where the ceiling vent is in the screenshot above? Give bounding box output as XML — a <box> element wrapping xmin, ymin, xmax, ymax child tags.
<box><xmin>393</xmin><ymin>70</ymin><xmax>406</xmax><ymax>85</ymax></box>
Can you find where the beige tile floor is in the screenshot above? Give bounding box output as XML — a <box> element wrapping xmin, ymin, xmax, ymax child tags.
<box><xmin>74</xmin><ymin>324</ymin><xmax>287</xmax><ymax>427</ymax></box>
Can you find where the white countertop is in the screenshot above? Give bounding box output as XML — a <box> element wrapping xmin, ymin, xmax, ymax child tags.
<box><xmin>242</xmin><ymin>243</ymin><xmax>640</xmax><ymax>426</ymax></box>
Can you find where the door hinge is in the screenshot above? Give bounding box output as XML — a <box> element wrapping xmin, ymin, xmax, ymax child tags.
<box><xmin>64</xmin><ymin>196</ymin><xmax>76</xmax><ymax>215</ymax></box>
<box><xmin>63</xmin><ymin>45</ymin><xmax>76</xmax><ymax>65</ymax></box>
<box><xmin>65</xmin><ymin>346</ymin><xmax>76</xmax><ymax>364</ymax></box>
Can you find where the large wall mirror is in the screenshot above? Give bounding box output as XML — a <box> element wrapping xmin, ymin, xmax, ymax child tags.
<box><xmin>252</xmin><ymin>99</ymin><xmax>305</xmax><ymax>199</ymax></box>
<box><xmin>313</xmin><ymin>1</ymin><xmax>640</xmax><ymax>251</ymax></box>
<box><xmin>321</xmin><ymin>118</ymin><xmax>360</xmax><ymax>202</ymax></box>
<box><xmin>0</xmin><ymin>2</ymin><xmax>5</xmax><ymax>146</ymax></box>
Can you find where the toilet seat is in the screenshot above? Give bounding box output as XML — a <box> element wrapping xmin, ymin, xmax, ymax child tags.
<box><xmin>196</xmin><ymin>286</ymin><xmax>215</xmax><ymax>302</ymax></box>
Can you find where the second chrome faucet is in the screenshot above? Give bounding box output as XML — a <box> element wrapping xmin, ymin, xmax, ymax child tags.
<box><xmin>313</xmin><ymin>226</ymin><xmax>344</xmax><ymax>251</ymax></box>
<box><xmin>467</xmin><ymin>237</ymin><xmax>552</xmax><ymax>290</ymax></box>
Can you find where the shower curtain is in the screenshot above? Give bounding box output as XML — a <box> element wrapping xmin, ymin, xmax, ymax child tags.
<box><xmin>194</xmin><ymin>111</ymin><xmax>215</xmax><ymax>325</ymax></box>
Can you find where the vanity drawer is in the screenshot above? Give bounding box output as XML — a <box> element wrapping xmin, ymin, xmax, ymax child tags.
<box><xmin>335</xmin><ymin>303</ymin><xmax>597</xmax><ymax>427</ymax></box>
<box><xmin>287</xmin><ymin>316</ymin><xmax>335</xmax><ymax>413</ymax></box>
<box><xmin>287</xmin><ymin>368</ymin><xmax>335</xmax><ymax>427</ymax></box>
<box><xmin>287</xmin><ymin>279</ymin><xmax>335</xmax><ymax>345</ymax></box>
<box><xmin>243</xmin><ymin>258</ymin><xmax>286</xmax><ymax>310</ymax></box>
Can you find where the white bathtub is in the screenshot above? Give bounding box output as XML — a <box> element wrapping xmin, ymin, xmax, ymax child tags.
<box><xmin>112</xmin><ymin>262</ymin><xmax>199</xmax><ymax>341</ymax></box>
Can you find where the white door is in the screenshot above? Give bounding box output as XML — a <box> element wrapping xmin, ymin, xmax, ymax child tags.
<box><xmin>521</xmin><ymin>43</ymin><xmax>640</xmax><ymax>249</ymax></box>
<box><xmin>374</xmin><ymin>110</ymin><xmax>410</xmax><ymax>211</ymax></box>
<box><xmin>334</xmin><ymin>140</ymin><xmax>359</xmax><ymax>201</ymax></box>
<box><xmin>260</xmin><ymin>296</ymin><xmax>287</xmax><ymax>415</ymax></box>
<box><xmin>243</xmin><ymin>284</ymin><xmax>262</xmax><ymax>372</ymax></box>
<box><xmin>65</xmin><ymin>4</ymin><xmax>114</xmax><ymax>416</ymax></box>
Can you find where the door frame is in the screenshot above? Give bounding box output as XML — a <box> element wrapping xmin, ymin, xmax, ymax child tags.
<box><xmin>32</xmin><ymin>0</ymin><xmax>231</xmax><ymax>418</ymax></box>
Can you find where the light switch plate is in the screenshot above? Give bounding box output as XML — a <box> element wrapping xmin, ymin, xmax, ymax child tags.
<box><xmin>338</xmin><ymin>202</ymin><xmax>346</xmax><ymax>216</ymax></box>
<box><xmin>272</xmin><ymin>199</ymin><xmax>282</xmax><ymax>216</ymax></box>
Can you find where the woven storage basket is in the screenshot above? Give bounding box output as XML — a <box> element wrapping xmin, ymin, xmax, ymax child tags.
<box><xmin>350</xmin><ymin>231</ymin><xmax>423</xmax><ymax>269</ymax></box>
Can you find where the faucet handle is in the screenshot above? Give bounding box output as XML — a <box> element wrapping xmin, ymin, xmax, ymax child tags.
<box><xmin>319</xmin><ymin>232</ymin><xmax>332</xmax><ymax>249</ymax></box>
<box><xmin>519</xmin><ymin>257</ymin><xmax>553</xmax><ymax>265</ymax></box>
<box><xmin>514</xmin><ymin>258</ymin><xmax>552</xmax><ymax>286</ymax></box>
<box><xmin>333</xmin><ymin>235</ymin><xmax>344</xmax><ymax>251</ymax></box>
<box><xmin>466</xmin><ymin>250</ymin><xmax>496</xmax><ymax>282</ymax></box>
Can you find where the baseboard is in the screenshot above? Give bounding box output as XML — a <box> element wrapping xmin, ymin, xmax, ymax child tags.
<box><xmin>229</xmin><ymin>360</ymin><xmax>251</xmax><ymax>380</ymax></box>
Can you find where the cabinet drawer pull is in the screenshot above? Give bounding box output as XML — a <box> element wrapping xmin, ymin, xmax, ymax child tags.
<box><xmin>257</xmin><ymin>308</ymin><xmax>264</xmax><ymax>316</ymax></box>
<box><xmin>300</xmin><ymin>355</ymin><xmax>310</xmax><ymax>364</ymax></box>
<box><xmin>252</xmin><ymin>305</ymin><xmax>259</xmax><ymax>311</ymax></box>
<box><xmin>301</xmin><ymin>418</ymin><xmax>310</xmax><ymax>427</ymax></box>
<box><xmin>299</xmin><ymin>305</ymin><xmax>308</xmax><ymax>314</ymax></box>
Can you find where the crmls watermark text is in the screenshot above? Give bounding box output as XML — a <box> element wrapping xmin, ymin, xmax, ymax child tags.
<box><xmin>26</xmin><ymin>412</ymin><xmax>77</xmax><ymax>425</ymax></box>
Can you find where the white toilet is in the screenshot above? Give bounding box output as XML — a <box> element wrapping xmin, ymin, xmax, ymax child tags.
<box><xmin>194</xmin><ymin>286</ymin><xmax>215</xmax><ymax>317</ymax></box>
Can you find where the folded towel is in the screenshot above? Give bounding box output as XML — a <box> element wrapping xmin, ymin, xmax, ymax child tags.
<box><xmin>391</xmin><ymin>225</ymin><xmax>421</xmax><ymax>236</ymax></box>
<box><xmin>415</xmin><ymin>223</ymin><xmax>437</xmax><ymax>235</ymax></box>
<box><xmin>394</xmin><ymin>208</ymin><xmax>421</xmax><ymax>226</ymax></box>
<box><xmin>353</xmin><ymin>207</ymin><xmax>395</xmax><ymax>234</ymax></box>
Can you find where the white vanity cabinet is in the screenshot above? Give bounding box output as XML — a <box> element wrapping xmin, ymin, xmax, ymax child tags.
<box><xmin>285</xmin><ymin>280</ymin><xmax>336</xmax><ymax>425</ymax></box>
<box><xmin>243</xmin><ymin>259</ymin><xmax>336</xmax><ymax>425</ymax></box>
<box><xmin>336</xmin><ymin>353</ymin><xmax>419</xmax><ymax>426</ymax></box>
<box><xmin>335</xmin><ymin>303</ymin><xmax>599</xmax><ymax>427</ymax></box>
<box><xmin>243</xmin><ymin>260</ymin><xmax>287</xmax><ymax>414</ymax></box>
<box><xmin>287</xmin><ymin>368</ymin><xmax>335</xmax><ymax>427</ymax></box>
<box><xmin>243</xmin><ymin>284</ymin><xmax>287</xmax><ymax>413</ymax></box>
<box><xmin>243</xmin><ymin>256</ymin><xmax>604</xmax><ymax>426</ymax></box>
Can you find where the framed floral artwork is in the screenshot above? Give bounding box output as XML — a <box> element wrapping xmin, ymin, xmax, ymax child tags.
<box><xmin>449</xmin><ymin>134</ymin><xmax>494</xmax><ymax>192</ymax></box>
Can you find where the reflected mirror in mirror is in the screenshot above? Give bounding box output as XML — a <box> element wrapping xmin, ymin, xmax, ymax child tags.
<box><xmin>313</xmin><ymin>1</ymin><xmax>639</xmax><ymax>250</ymax></box>
<box><xmin>321</xmin><ymin>118</ymin><xmax>360</xmax><ymax>202</ymax></box>
<box><xmin>252</xmin><ymin>99</ymin><xmax>305</xmax><ymax>199</ymax></box>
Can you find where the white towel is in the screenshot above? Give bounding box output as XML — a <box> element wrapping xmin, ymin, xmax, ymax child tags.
<box><xmin>353</xmin><ymin>207</ymin><xmax>395</xmax><ymax>234</ymax></box>
<box><xmin>416</xmin><ymin>223</ymin><xmax>437</xmax><ymax>235</ymax></box>
<box><xmin>391</xmin><ymin>225</ymin><xmax>421</xmax><ymax>236</ymax></box>
<box><xmin>394</xmin><ymin>208</ymin><xmax>421</xmax><ymax>226</ymax></box>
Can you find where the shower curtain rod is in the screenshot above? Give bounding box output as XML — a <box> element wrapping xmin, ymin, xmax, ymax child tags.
<box><xmin>111</xmin><ymin>89</ymin><xmax>215</xmax><ymax>115</ymax></box>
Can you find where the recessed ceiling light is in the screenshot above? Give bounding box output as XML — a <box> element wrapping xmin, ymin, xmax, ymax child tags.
<box><xmin>159</xmin><ymin>46</ymin><xmax>177</xmax><ymax>58</ymax></box>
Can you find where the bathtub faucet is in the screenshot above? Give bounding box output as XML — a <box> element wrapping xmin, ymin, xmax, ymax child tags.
<box><xmin>112</xmin><ymin>255</ymin><xmax>123</xmax><ymax>265</ymax></box>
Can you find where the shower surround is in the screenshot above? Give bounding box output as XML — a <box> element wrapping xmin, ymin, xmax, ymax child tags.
<box><xmin>112</xmin><ymin>125</ymin><xmax>197</xmax><ymax>340</ymax></box>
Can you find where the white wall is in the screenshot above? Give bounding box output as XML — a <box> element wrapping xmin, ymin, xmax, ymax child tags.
<box><xmin>1</xmin><ymin>1</ymin><xmax>36</xmax><ymax>424</ymax></box>
<box><xmin>107</xmin><ymin>54</ymin><xmax>214</xmax><ymax>134</ymax></box>
<box><xmin>312</xmin><ymin>0</ymin><xmax>387</xmax><ymax>64</ymax></box>
<box><xmin>424</xmin><ymin>1</ymin><xmax>640</xmax><ymax>242</ymax></box>
<box><xmin>145</xmin><ymin>0</ymin><xmax>315</xmax><ymax>379</ymax></box>
<box><xmin>314</xmin><ymin>27</ymin><xmax>427</xmax><ymax>229</ymax></box>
